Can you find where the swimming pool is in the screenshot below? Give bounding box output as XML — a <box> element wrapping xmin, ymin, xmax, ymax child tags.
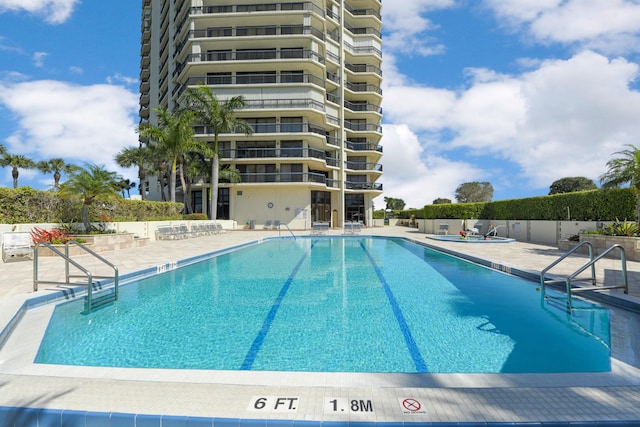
<box><xmin>35</xmin><ymin>236</ymin><xmax>610</xmax><ymax>374</ymax></box>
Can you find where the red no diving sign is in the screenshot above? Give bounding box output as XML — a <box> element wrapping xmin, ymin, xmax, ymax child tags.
<box><xmin>398</xmin><ymin>398</ymin><xmax>427</xmax><ymax>415</ymax></box>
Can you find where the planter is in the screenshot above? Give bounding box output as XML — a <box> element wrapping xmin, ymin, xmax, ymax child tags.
<box><xmin>36</xmin><ymin>233</ymin><xmax>148</xmax><ymax>256</ymax></box>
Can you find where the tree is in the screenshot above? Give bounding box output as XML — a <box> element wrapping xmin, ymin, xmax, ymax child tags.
<box><xmin>184</xmin><ymin>86</ymin><xmax>253</xmax><ymax>220</ymax></box>
<box><xmin>384</xmin><ymin>196</ymin><xmax>405</xmax><ymax>210</ymax></box>
<box><xmin>138</xmin><ymin>108</ymin><xmax>207</xmax><ymax>203</ymax></box>
<box><xmin>115</xmin><ymin>145</ymin><xmax>153</xmax><ymax>200</ymax></box>
<box><xmin>36</xmin><ymin>158</ymin><xmax>79</xmax><ymax>190</ymax></box>
<box><xmin>117</xmin><ymin>178</ymin><xmax>136</xmax><ymax>198</ymax></box>
<box><xmin>59</xmin><ymin>164</ymin><xmax>121</xmax><ymax>232</ymax></box>
<box><xmin>432</xmin><ymin>198</ymin><xmax>452</xmax><ymax>204</ymax></box>
<box><xmin>0</xmin><ymin>154</ymin><xmax>35</xmax><ymax>188</ymax></box>
<box><xmin>455</xmin><ymin>182</ymin><xmax>494</xmax><ymax>203</ymax></box>
<box><xmin>599</xmin><ymin>144</ymin><xmax>640</xmax><ymax>224</ymax></box>
<box><xmin>549</xmin><ymin>177</ymin><xmax>597</xmax><ymax>195</ymax></box>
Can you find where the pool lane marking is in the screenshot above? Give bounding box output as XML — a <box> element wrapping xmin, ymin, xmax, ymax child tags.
<box><xmin>241</xmin><ymin>240</ymin><xmax>317</xmax><ymax>370</ymax></box>
<box><xmin>359</xmin><ymin>241</ymin><xmax>428</xmax><ymax>373</ymax></box>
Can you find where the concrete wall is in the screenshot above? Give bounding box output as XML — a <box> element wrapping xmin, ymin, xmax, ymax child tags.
<box><xmin>0</xmin><ymin>220</ymin><xmax>238</xmax><ymax>242</ymax></box>
<box><xmin>419</xmin><ymin>219</ymin><xmax>610</xmax><ymax>246</ymax></box>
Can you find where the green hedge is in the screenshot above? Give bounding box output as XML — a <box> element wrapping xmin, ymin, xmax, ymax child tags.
<box><xmin>0</xmin><ymin>187</ymin><xmax>184</xmax><ymax>224</ymax></box>
<box><xmin>424</xmin><ymin>188</ymin><xmax>636</xmax><ymax>221</ymax></box>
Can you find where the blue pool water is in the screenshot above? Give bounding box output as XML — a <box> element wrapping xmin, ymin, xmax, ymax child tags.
<box><xmin>35</xmin><ymin>237</ymin><xmax>611</xmax><ymax>373</ymax></box>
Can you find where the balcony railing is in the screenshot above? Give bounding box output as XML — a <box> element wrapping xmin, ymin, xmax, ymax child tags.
<box><xmin>344</xmin><ymin>4</ymin><xmax>382</xmax><ymax>21</ymax></box>
<box><xmin>195</xmin><ymin>121</ymin><xmax>331</xmax><ymax>138</ymax></box>
<box><xmin>344</xmin><ymin>100</ymin><xmax>382</xmax><ymax>114</ymax></box>
<box><xmin>345</xmin><ymin>81</ymin><xmax>382</xmax><ymax>95</ymax></box>
<box><xmin>345</xmin><ymin>161</ymin><xmax>383</xmax><ymax>172</ymax></box>
<box><xmin>190</xmin><ymin>25</ymin><xmax>324</xmax><ymax>41</ymax></box>
<box><xmin>186</xmin><ymin>49</ymin><xmax>325</xmax><ymax>64</ymax></box>
<box><xmin>243</xmin><ymin>98</ymin><xmax>326</xmax><ymax>113</ymax></box>
<box><xmin>220</xmin><ymin>147</ymin><xmax>336</xmax><ymax>165</ymax></box>
<box><xmin>345</xmin><ymin>62</ymin><xmax>382</xmax><ymax>77</ymax></box>
<box><xmin>191</xmin><ymin>2</ymin><xmax>325</xmax><ymax>18</ymax></box>
<box><xmin>345</xmin><ymin>141</ymin><xmax>383</xmax><ymax>153</ymax></box>
<box><xmin>345</xmin><ymin>181</ymin><xmax>383</xmax><ymax>191</ymax></box>
<box><xmin>344</xmin><ymin>121</ymin><xmax>383</xmax><ymax>133</ymax></box>
<box><xmin>240</xmin><ymin>172</ymin><xmax>337</xmax><ymax>187</ymax></box>
<box><xmin>185</xmin><ymin>73</ymin><xmax>325</xmax><ymax>87</ymax></box>
<box><xmin>344</xmin><ymin>41</ymin><xmax>382</xmax><ymax>58</ymax></box>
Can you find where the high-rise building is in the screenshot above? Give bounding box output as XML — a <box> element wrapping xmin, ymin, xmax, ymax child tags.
<box><xmin>140</xmin><ymin>0</ymin><xmax>382</xmax><ymax>229</ymax></box>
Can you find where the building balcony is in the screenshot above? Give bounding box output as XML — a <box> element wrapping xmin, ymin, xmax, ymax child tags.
<box><xmin>345</xmin><ymin>62</ymin><xmax>382</xmax><ymax>77</ymax></box>
<box><xmin>344</xmin><ymin>4</ymin><xmax>382</xmax><ymax>21</ymax></box>
<box><xmin>184</xmin><ymin>49</ymin><xmax>325</xmax><ymax>66</ymax></box>
<box><xmin>345</xmin><ymin>161</ymin><xmax>383</xmax><ymax>172</ymax></box>
<box><xmin>344</xmin><ymin>100</ymin><xmax>382</xmax><ymax>114</ymax></box>
<box><xmin>345</xmin><ymin>81</ymin><xmax>382</xmax><ymax>96</ymax></box>
<box><xmin>189</xmin><ymin>25</ymin><xmax>324</xmax><ymax>41</ymax></box>
<box><xmin>190</xmin><ymin>2</ymin><xmax>324</xmax><ymax>17</ymax></box>
<box><xmin>184</xmin><ymin>72</ymin><xmax>325</xmax><ymax>87</ymax></box>
<box><xmin>345</xmin><ymin>140</ymin><xmax>383</xmax><ymax>153</ymax></box>
<box><xmin>239</xmin><ymin>172</ymin><xmax>339</xmax><ymax>188</ymax></box>
<box><xmin>221</xmin><ymin>148</ymin><xmax>338</xmax><ymax>168</ymax></box>
<box><xmin>344</xmin><ymin>121</ymin><xmax>382</xmax><ymax>133</ymax></box>
<box><xmin>345</xmin><ymin>181</ymin><xmax>383</xmax><ymax>191</ymax></box>
<box><xmin>195</xmin><ymin>121</ymin><xmax>333</xmax><ymax>139</ymax></box>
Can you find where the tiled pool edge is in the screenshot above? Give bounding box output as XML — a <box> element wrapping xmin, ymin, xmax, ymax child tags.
<box><xmin>2</xmin><ymin>406</ymin><xmax>639</xmax><ymax>427</ymax></box>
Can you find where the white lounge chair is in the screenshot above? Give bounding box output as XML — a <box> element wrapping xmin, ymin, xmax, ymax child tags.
<box><xmin>2</xmin><ymin>232</ymin><xmax>33</xmax><ymax>262</ymax></box>
<box><xmin>437</xmin><ymin>224</ymin><xmax>449</xmax><ymax>235</ymax></box>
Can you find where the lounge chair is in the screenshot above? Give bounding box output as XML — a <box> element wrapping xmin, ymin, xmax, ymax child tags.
<box><xmin>312</xmin><ymin>222</ymin><xmax>329</xmax><ymax>234</ymax></box>
<box><xmin>264</xmin><ymin>220</ymin><xmax>273</xmax><ymax>229</ymax></box>
<box><xmin>215</xmin><ymin>224</ymin><xmax>227</xmax><ymax>234</ymax></box>
<box><xmin>2</xmin><ymin>232</ymin><xmax>33</xmax><ymax>262</ymax></box>
<box><xmin>273</xmin><ymin>220</ymin><xmax>281</xmax><ymax>230</ymax></box>
<box><xmin>155</xmin><ymin>226</ymin><xmax>177</xmax><ymax>240</ymax></box>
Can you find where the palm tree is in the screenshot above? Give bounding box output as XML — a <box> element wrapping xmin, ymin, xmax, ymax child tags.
<box><xmin>115</xmin><ymin>145</ymin><xmax>153</xmax><ymax>200</ymax></box>
<box><xmin>184</xmin><ymin>86</ymin><xmax>253</xmax><ymax>220</ymax></box>
<box><xmin>118</xmin><ymin>178</ymin><xmax>136</xmax><ymax>198</ymax></box>
<box><xmin>0</xmin><ymin>154</ymin><xmax>35</xmax><ymax>188</ymax></box>
<box><xmin>600</xmin><ymin>144</ymin><xmax>640</xmax><ymax>224</ymax></box>
<box><xmin>138</xmin><ymin>108</ymin><xmax>207</xmax><ymax>203</ymax></box>
<box><xmin>59</xmin><ymin>163</ymin><xmax>121</xmax><ymax>232</ymax></box>
<box><xmin>36</xmin><ymin>158</ymin><xmax>79</xmax><ymax>190</ymax></box>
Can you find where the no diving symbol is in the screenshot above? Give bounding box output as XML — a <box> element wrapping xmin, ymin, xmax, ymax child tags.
<box><xmin>399</xmin><ymin>398</ymin><xmax>426</xmax><ymax>415</ymax></box>
<box><xmin>403</xmin><ymin>399</ymin><xmax>421</xmax><ymax>411</ymax></box>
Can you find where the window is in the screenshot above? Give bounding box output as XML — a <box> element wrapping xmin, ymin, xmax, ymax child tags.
<box><xmin>206</xmin><ymin>72</ymin><xmax>231</xmax><ymax>85</ymax></box>
<box><xmin>280</xmin><ymin>140</ymin><xmax>303</xmax><ymax>157</ymax></box>
<box><xmin>281</xmin><ymin>117</ymin><xmax>303</xmax><ymax>133</ymax></box>
<box><xmin>281</xmin><ymin>70</ymin><xmax>304</xmax><ymax>83</ymax></box>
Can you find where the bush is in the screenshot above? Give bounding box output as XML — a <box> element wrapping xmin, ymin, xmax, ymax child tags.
<box><xmin>184</xmin><ymin>213</ymin><xmax>208</xmax><ymax>220</ymax></box>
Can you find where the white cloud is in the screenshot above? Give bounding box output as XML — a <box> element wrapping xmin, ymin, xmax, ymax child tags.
<box><xmin>381</xmin><ymin>50</ymin><xmax>640</xmax><ymax>204</ymax></box>
<box><xmin>0</xmin><ymin>80</ymin><xmax>139</xmax><ymax>181</ymax></box>
<box><xmin>0</xmin><ymin>0</ymin><xmax>79</xmax><ymax>24</ymax></box>
<box><xmin>33</xmin><ymin>51</ymin><xmax>47</xmax><ymax>67</ymax></box>
<box><xmin>485</xmin><ymin>0</ymin><xmax>640</xmax><ymax>54</ymax></box>
<box><xmin>382</xmin><ymin>0</ymin><xmax>456</xmax><ymax>56</ymax></box>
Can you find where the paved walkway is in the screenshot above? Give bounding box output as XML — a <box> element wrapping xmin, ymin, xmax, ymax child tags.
<box><xmin>1</xmin><ymin>227</ymin><xmax>640</xmax><ymax>424</ymax></box>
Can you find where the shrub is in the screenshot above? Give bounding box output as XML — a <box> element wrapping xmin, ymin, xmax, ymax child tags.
<box><xmin>29</xmin><ymin>226</ymin><xmax>88</xmax><ymax>244</ymax></box>
<box><xmin>184</xmin><ymin>213</ymin><xmax>208</xmax><ymax>220</ymax></box>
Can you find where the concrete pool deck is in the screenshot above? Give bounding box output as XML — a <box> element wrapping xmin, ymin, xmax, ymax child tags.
<box><xmin>1</xmin><ymin>226</ymin><xmax>640</xmax><ymax>425</ymax></box>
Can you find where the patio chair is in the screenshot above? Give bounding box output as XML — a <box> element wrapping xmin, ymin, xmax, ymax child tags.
<box><xmin>215</xmin><ymin>224</ymin><xmax>227</xmax><ymax>234</ymax></box>
<box><xmin>2</xmin><ymin>232</ymin><xmax>33</xmax><ymax>262</ymax></box>
<box><xmin>312</xmin><ymin>222</ymin><xmax>329</xmax><ymax>235</ymax></box>
<box><xmin>264</xmin><ymin>220</ymin><xmax>273</xmax><ymax>229</ymax></box>
<box><xmin>155</xmin><ymin>226</ymin><xmax>176</xmax><ymax>240</ymax></box>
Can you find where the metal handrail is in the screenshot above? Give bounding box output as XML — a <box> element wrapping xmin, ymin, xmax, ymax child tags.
<box><xmin>278</xmin><ymin>223</ymin><xmax>296</xmax><ymax>240</ymax></box>
<box><xmin>33</xmin><ymin>242</ymin><xmax>94</xmax><ymax>291</ymax></box>
<box><xmin>540</xmin><ymin>241</ymin><xmax>594</xmax><ymax>298</ymax></box>
<box><xmin>33</xmin><ymin>240</ymin><xmax>119</xmax><ymax>311</ymax></box>
<box><xmin>565</xmin><ymin>244</ymin><xmax>628</xmax><ymax>307</ymax></box>
<box><xmin>65</xmin><ymin>240</ymin><xmax>119</xmax><ymax>302</ymax></box>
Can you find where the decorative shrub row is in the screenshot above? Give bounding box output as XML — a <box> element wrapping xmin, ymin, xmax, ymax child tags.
<box><xmin>0</xmin><ymin>187</ymin><xmax>184</xmax><ymax>224</ymax></box>
<box><xmin>423</xmin><ymin>188</ymin><xmax>636</xmax><ymax>221</ymax></box>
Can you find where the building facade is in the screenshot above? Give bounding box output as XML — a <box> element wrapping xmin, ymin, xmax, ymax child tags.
<box><xmin>140</xmin><ymin>0</ymin><xmax>382</xmax><ymax>229</ymax></box>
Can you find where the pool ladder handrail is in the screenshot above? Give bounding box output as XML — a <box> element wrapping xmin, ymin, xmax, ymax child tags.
<box><xmin>33</xmin><ymin>240</ymin><xmax>119</xmax><ymax>312</ymax></box>
<box><xmin>277</xmin><ymin>223</ymin><xmax>296</xmax><ymax>239</ymax></box>
<box><xmin>540</xmin><ymin>242</ymin><xmax>628</xmax><ymax>310</ymax></box>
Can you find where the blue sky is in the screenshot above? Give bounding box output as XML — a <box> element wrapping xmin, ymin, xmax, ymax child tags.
<box><xmin>2</xmin><ymin>1</ymin><xmax>640</xmax><ymax>209</ymax></box>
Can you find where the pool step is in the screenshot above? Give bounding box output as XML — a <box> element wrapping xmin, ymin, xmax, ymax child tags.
<box><xmin>84</xmin><ymin>287</ymin><xmax>117</xmax><ymax>312</ymax></box>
